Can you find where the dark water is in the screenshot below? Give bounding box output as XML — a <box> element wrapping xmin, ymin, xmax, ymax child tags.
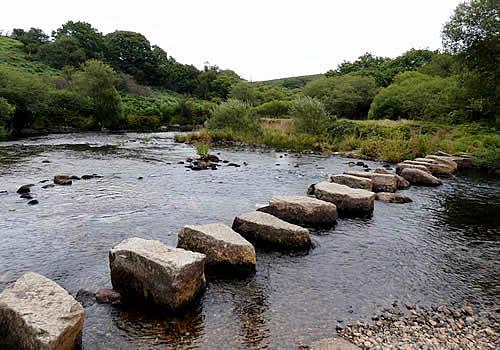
<box><xmin>0</xmin><ymin>132</ymin><xmax>498</xmax><ymax>349</ymax></box>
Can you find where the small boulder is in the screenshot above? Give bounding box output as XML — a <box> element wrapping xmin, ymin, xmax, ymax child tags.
<box><xmin>396</xmin><ymin>174</ymin><xmax>411</xmax><ymax>189</ymax></box>
<box><xmin>109</xmin><ymin>237</ymin><xmax>206</xmax><ymax>310</ymax></box>
<box><xmin>177</xmin><ymin>223</ymin><xmax>256</xmax><ymax>273</ymax></box>
<box><xmin>312</xmin><ymin>181</ymin><xmax>375</xmax><ymax>215</ymax></box>
<box><xmin>232</xmin><ymin>211</ymin><xmax>311</xmax><ymax>250</ymax></box>
<box><xmin>395</xmin><ymin>163</ymin><xmax>431</xmax><ymax>175</ymax></box>
<box><xmin>75</xmin><ymin>289</ymin><xmax>96</xmax><ymax>308</ymax></box>
<box><xmin>17</xmin><ymin>184</ymin><xmax>34</xmax><ymax>194</ymax></box>
<box><xmin>400</xmin><ymin>168</ymin><xmax>442</xmax><ymax>186</ymax></box>
<box><xmin>20</xmin><ymin>193</ymin><xmax>33</xmax><ymax>199</ymax></box>
<box><xmin>95</xmin><ymin>288</ymin><xmax>121</xmax><ymax>305</ymax></box>
<box><xmin>374</xmin><ymin>167</ymin><xmax>391</xmax><ymax>174</ymax></box>
<box><xmin>227</xmin><ymin>162</ymin><xmax>241</xmax><ymax>167</ymax></box>
<box><xmin>70</xmin><ymin>175</ymin><xmax>81</xmax><ymax>180</ymax></box>
<box><xmin>27</xmin><ymin>199</ymin><xmax>39</xmax><ymax>205</ymax></box>
<box><xmin>344</xmin><ymin>171</ymin><xmax>398</xmax><ymax>193</ymax></box>
<box><xmin>54</xmin><ymin>175</ymin><xmax>72</xmax><ymax>186</ymax></box>
<box><xmin>259</xmin><ymin>195</ymin><xmax>338</xmax><ymax>226</ymax></box>
<box><xmin>330</xmin><ymin>174</ymin><xmax>373</xmax><ymax>191</ymax></box>
<box><xmin>0</xmin><ymin>272</ymin><xmax>84</xmax><ymax>350</ymax></box>
<box><xmin>375</xmin><ymin>192</ymin><xmax>412</xmax><ymax>203</ymax></box>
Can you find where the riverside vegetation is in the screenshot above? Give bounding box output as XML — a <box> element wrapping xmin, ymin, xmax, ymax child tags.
<box><xmin>0</xmin><ymin>0</ymin><xmax>498</xmax><ymax>169</ymax></box>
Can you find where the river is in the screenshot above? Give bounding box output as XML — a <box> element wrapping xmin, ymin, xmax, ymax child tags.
<box><xmin>0</xmin><ymin>132</ymin><xmax>498</xmax><ymax>349</ymax></box>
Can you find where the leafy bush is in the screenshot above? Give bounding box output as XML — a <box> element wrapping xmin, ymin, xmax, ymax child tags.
<box><xmin>368</xmin><ymin>71</ymin><xmax>466</xmax><ymax>122</ymax></box>
<box><xmin>0</xmin><ymin>97</ymin><xmax>15</xmax><ymax>138</ymax></box>
<box><xmin>46</xmin><ymin>89</ymin><xmax>94</xmax><ymax>128</ymax></box>
<box><xmin>207</xmin><ymin>99</ymin><xmax>259</xmax><ymax>132</ymax></box>
<box><xmin>303</xmin><ymin>74</ymin><xmax>377</xmax><ymax>119</ymax></box>
<box><xmin>253</xmin><ymin>100</ymin><xmax>291</xmax><ymax>118</ymax></box>
<box><xmin>172</xmin><ymin>98</ymin><xmax>213</xmax><ymax>125</ymax></box>
<box><xmin>290</xmin><ymin>96</ymin><xmax>331</xmax><ymax>135</ymax></box>
<box><xmin>125</xmin><ymin>115</ymin><xmax>160</xmax><ymax>130</ymax></box>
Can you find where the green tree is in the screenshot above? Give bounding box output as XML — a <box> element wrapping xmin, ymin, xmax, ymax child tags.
<box><xmin>207</xmin><ymin>99</ymin><xmax>259</xmax><ymax>132</ymax></box>
<box><xmin>0</xmin><ymin>97</ymin><xmax>15</xmax><ymax>137</ymax></box>
<box><xmin>11</xmin><ymin>28</ymin><xmax>49</xmax><ymax>57</ymax></box>
<box><xmin>37</xmin><ymin>37</ymin><xmax>86</xmax><ymax>69</ymax></box>
<box><xmin>304</xmin><ymin>74</ymin><xmax>377</xmax><ymax>119</ymax></box>
<box><xmin>229</xmin><ymin>81</ymin><xmax>257</xmax><ymax>104</ymax></box>
<box><xmin>290</xmin><ymin>96</ymin><xmax>331</xmax><ymax>135</ymax></box>
<box><xmin>53</xmin><ymin>21</ymin><xmax>104</xmax><ymax>60</ymax></box>
<box><xmin>71</xmin><ymin>60</ymin><xmax>123</xmax><ymax>128</ymax></box>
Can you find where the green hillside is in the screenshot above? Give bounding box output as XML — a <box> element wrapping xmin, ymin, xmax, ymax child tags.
<box><xmin>254</xmin><ymin>74</ymin><xmax>323</xmax><ymax>89</ymax></box>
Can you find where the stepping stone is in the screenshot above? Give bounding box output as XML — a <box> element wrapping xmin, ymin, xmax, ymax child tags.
<box><xmin>259</xmin><ymin>195</ymin><xmax>338</xmax><ymax>226</ymax></box>
<box><xmin>53</xmin><ymin>175</ymin><xmax>72</xmax><ymax>186</ymax></box>
<box><xmin>344</xmin><ymin>171</ymin><xmax>398</xmax><ymax>192</ymax></box>
<box><xmin>232</xmin><ymin>211</ymin><xmax>311</xmax><ymax>250</ymax></box>
<box><xmin>375</xmin><ymin>192</ymin><xmax>412</xmax><ymax>203</ymax></box>
<box><xmin>177</xmin><ymin>223</ymin><xmax>256</xmax><ymax>273</ymax></box>
<box><xmin>425</xmin><ymin>155</ymin><xmax>458</xmax><ymax>172</ymax></box>
<box><xmin>312</xmin><ymin>181</ymin><xmax>375</xmax><ymax>215</ymax></box>
<box><xmin>0</xmin><ymin>272</ymin><xmax>84</xmax><ymax>350</ymax></box>
<box><xmin>400</xmin><ymin>168</ymin><xmax>442</xmax><ymax>186</ymax></box>
<box><xmin>404</xmin><ymin>160</ymin><xmax>454</xmax><ymax>176</ymax></box>
<box><xmin>396</xmin><ymin>174</ymin><xmax>411</xmax><ymax>189</ymax></box>
<box><xmin>330</xmin><ymin>174</ymin><xmax>373</xmax><ymax>191</ymax></box>
<box><xmin>395</xmin><ymin>163</ymin><xmax>431</xmax><ymax>175</ymax></box>
<box><xmin>109</xmin><ymin>237</ymin><xmax>206</xmax><ymax>310</ymax></box>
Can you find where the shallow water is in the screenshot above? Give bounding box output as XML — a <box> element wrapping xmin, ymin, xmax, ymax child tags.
<box><xmin>0</xmin><ymin>132</ymin><xmax>498</xmax><ymax>349</ymax></box>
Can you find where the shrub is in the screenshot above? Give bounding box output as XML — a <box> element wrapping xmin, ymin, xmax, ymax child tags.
<box><xmin>0</xmin><ymin>97</ymin><xmax>15</xmax><ymax>138</ymax></box>
<box><xmin>290</xmin><ymin>96</ymin><xmax>331</xmax><ymax>135</ymax></box>
<box><xmin>125</xmin><ymin>115</ymin><xmax>160</xmax><ymax>130</ymax></box>
<box><xmin>253</xmin><ymin>100</ymin><xmax>291</xmax><ymax>118</ymax></box>
<box><xmin>207</xmin><ymin>99</ymin><xmax>259</xmax><ymax>132</ymax></box>
<box><xmin>46</xmin><ymin>89</ymin><xmax>94</xmax><ymax>128</ymax></box>
<box><xmin>195</xmin><ymin>141</ymin><xmax>210</xmax><ymax>157</ymax></box>
<box><xmin>173</xmin><ymin>98</ymin><xmax>213</xmax><ymax>125</ymax></box>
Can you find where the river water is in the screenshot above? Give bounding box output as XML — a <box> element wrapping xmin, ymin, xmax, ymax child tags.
<box><xmin>0</xmin><ymin>132</ymin><xmax>498</xmax><ymax>349</ymax></box>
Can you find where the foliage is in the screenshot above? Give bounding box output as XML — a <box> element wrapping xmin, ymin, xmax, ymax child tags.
<box><xmin>418</xmin><ymin>53</ymin><xmax>459</xmax><ymax>77</ymax></box>
<box><xmin>195</xmin><ymin>141</ymin><xmax>210</xmax><ymax>157</ymax></box>
<box><xmin>125</xmin><ymin>115</ymin><xmax>160</xmax><ymax>131</ymax></box>
<box><xmin>0</xmin><ymin>97</ymin><xmax>15</xmax><ymax>137</ymax></box>
<box><xmin>256</xmin><ymin>74</ymin><xmax>323</xmax><ymax>89</ymax></box>
<box><xmin>207</xmin><ymin>99</ymin><xmax>259</xmax><ymax>132</ymax></box>
<box><xmin>11</xmin><ymin>28</ymin><xmax>48</xmax><ymax>57</ymax></box>
<box><xmin>229</xmin><ymin>81</ymin><xmax>257</xmax><ymax>104</ymax></box>
<box><xmin>253</xmin><ymin>100</ymin><xmax>291</xmax><ymax>118</ymax></box>
<box><xmin>195</xmin><ymin>65</ymin><xmax>241</xmax><ymax>100</ymax></box>
<box><xmin>71</xmin><ymin>60</ymin><xmax>123</xmax><ymax>129</ymax></box>
<box><xmin>52</xmin><ymin>21</ymin><xmax>104</xmax><ymax>61</ymax></box>
<box><xmin>304</xmin><ymin>73</ymin><xmax>378</xmax><ymax>119</ymax></box>
<box><xmin>368</xmin><ymin>72</ymin><xmax>466</xmax><ymax>122</ymax></box>
<box><xmin>172</xmin><ymin>98</ymin><xmax>213</xmax><ymax>125</ymax></box>
<box><xmin>290</xmin><ymin>96</ymin><xmax>331</xmax><ymax>135</ymax></box>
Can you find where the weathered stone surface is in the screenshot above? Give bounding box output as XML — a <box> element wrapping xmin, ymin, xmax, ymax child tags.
<box><xmin>53</xmin><ymin>175</ymin><xmax>72</xmax><ymax>186</ymax></box>
<box><xmin>374</xmin><ymin>167</ymin><xmax>391</xmax><ymax>174</ymax></box>
<box><xmin>404</xmin><ymin>160</ymin><xmax>454</xmax><ymax>176</ymax></box>
<box><xmin>396</xmin><ymin>174</ymin><xmax>410</xmax><ymax>189</ymax></box>
<box><xmin>375</xmin><ymin>192</ymin><xmax>412</xmax><ymax>203</ymax></box>
<box><xmin>400</xmin><ymin>168</ymin><xmax>442</xmax><ymax>186</ymax></box>
<box><xmin>310</xmin><ymin>337</ymin><xmax>360</xmax><ymax>350</ymax></box>
<box><xmin>0</xmin><ymin>272</ymin><xmax>84</xmax><ymax>350</ymax></box>
<box><xmin>395</xmin><ymin>163</ymin><xmax>431</xmax><ymax>175</ymax></box>
<box><xmin>330</xmin><ymin>174</ymin><xmax>373</xmax><ymax>191</ymax></box>
<box><xmin>95</xmin><ymin>289</ymin><xmax>121</xmax><ymax>305</ymax></box>
<box><xmin>109</xmin><ymin>237</ymin><xmax>206</xmax><ymax>310</ymax></box>
<box><xmin>425</xmin><ymin>155</ymin><xmax>458</xmax><ymax>172</ymax></box>
<box><xmin>232</xmin><ymin>211</ymin><xmax>311</xmax><ymax>250</ymax></box>
<box><xmin>433</xmin><ymin>151</ymin><xmax>452</xmax><ymax>157</ymax></box>
<box><xmin>259</xmin><ymin>195</ymin><xmax>338</xmax><ymax>226</ymax></box>
<box><xmin>177</xmin><ymin>223</ymin><xmax>256</xmax><ymax>271</ymax></box>
<box><xmin>313</xmin><ymin>181</ymin><xmax>375</xmax><ymax>215</ymax></box>
<box><xmin>344</xmin><ymin>171</ymin><xmax>398</xmax><ymax>193</ymax></box>
<box><xmin>451</xmin><ymin>155</ymin><xmax>473</xmax><ymax>169</ymax></box>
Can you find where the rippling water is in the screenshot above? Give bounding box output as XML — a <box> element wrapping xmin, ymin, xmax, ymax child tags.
<box><xmin>0</xmin><ymin>132</ymin><xmax>498</xmax><ymax>349</ymax></box>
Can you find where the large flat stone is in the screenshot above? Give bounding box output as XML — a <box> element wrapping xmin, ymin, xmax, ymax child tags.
<box><xmin>232</xmin><ymin>211</ymin><xmax>311</xmax><ymax>250</ymax></box>
<box><xmin>177</xmin><ymin>223</ymin><xmax>256</xmax><ymax>272</ymax></box>
<box><xmin>400</xmin><ymin>168</ymin><xmax>442</xmax><ymax>186</ymax></box>
<box><xmin>312</xmin><ymin>181</ymin><xmax>375</xmax><ymax>215</ymax></box>
<box><xmin>395</xmin><ymin>163</ymin><xmax>431</xmax><ymax>175</ymax></box>
<box><xmin>330</xmin><ymin>174</ymin><xmax>373</xmax><ymax>191</ymax></box>
<box><xmin>343</xmin><ymin>171</ymin><xmax>398</xmax><ymax>192</ymax></box>
<box><xmin>0</xmin><ymin>272</ymin><xmax>84</xmax><ymax>350</ymax></box>
<box><xmin>404</xmin><ymin>160</ymin><xmax>454</xmax><ymax>176</ymax></box>
<box><xmin>259</xmin><ymin>195</ymin><xmax>338</xmax><ymax>226</ymax></box>
<box><xmin>425</xmin><ymin>155</ymin><xmax>458</xmax><ymax>172</ymax></box>
<box><xmin>109</xmin><ymin>237</ymin><xmax>206</xmax><ymax>310</ymax></box>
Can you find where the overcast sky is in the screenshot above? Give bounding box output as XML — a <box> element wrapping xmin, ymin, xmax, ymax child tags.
<box><xmin>1</xmin><ymin>0</ymin><xmax>461</xmax><ymax>81</ymax></box>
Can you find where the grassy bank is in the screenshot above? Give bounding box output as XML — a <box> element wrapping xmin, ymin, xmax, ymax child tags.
<box><xmin>176</xmin><ymin>119</ymin><xmax>499</xmax><ymax>169</ymax></box>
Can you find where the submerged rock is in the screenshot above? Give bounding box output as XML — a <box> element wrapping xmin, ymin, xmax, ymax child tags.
<box><xmin>375</xmin><ymin>192</ymin><xmax>412</xmax><ymax>203</ymax></box>
<box><xmin>400</xmin><ymin>168</ymin><xmax>442</xmax><ymax>186</ymax></box>
<box><xmin>95</xmin><ymin>288</ymin><xmax>121</xmax><ymax>305</ymax></box>
<box><xmin>27</xmin><ymin>199</ymin><xmax>39</xmax><ymax>205</ymax></box>
<box><xmin>20</xmin><ymin>193</ymin><xmax>33</xmax><ymax>199</ymax></box>
<box><xmin>344</xmin><ymin>171</ymin><xmax>398</xmax><ymax>193</ymax></box>
<box><xmin>374</xmin><ymin>167</ymin><xmax>391</xmax><ymax>174</ymax></box>
<box><xmin>313</xmin><ymin>181</ymin><xmax>375</xmax><ymax>215</ymax></box>
<box><xmin>178</xmin><ymin>223</ymin><xmax>256</xmax><ymax>273</ymax></box>
<box><xmin>109</xmin><ymin>237</ymin><xmax>206</xmax><ymax>310</ymax></box>
<box><xmin>75</xmin><ymin>289</ymin><xmax>96</xmax><ymax>308</ymax></box>
<box><xmin>17</xmin><ymin>184</ymin><xmax>34</xmax><ymax>194</ymax></box>
<box><xmin>54</xmin><ymin>175</ymin><xmax>72</xmax><ymax>186</ymax></box>
<box><xmin>70</xmin><ymin>175</ymin><xmax>81</xmax><ymax>180</ymax></box>
<box><xmin>259</xmin><ymin>195</ymin><xmax>338</xmax><ymax>226</ymax></box>
<box><xmin>330</xmin><ymin>174</ymin><xmax>373</xmax><ymax>191</ymax></box>
<box><xmin>42</xmin><ymin>184</ymin><xmax>55</xmax><ymax>189</ymax></box>
<box><xmin>0</xmin><ymin>272</ymin><xmax>84</xmax><ymax>350</ymax></box>
<box><xmin>232</xmin><ymin>211</ymin><xmax>311</xmax><ymax>250</ymax></box>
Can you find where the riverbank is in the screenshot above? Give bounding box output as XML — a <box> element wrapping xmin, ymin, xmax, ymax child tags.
<box><xmin>175</xmin><ymin>119</ymin><xmax>499</xmax><ymax>170</ymax></box>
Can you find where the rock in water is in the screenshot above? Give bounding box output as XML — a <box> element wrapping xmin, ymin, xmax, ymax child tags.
<box><xmin>259</xmin><ymin>195</ymin><xmax>338</xmax><ymax>226</ymax></box>
<box><xmin>330</xmin><ymin>174</ymin><xmax>373</xmax><ymax>191</ymax></box>
<box><xmin>400</xmin><ymin>168</ymin><xmax>442</xmax><ymax>186</ymax></box>
<box><xmin>343</xmin><ymin>171</ymin><xmax>398</xmax><ymax>193</ymax></box>
<box><xmin>0</xmin><ymin>272</ymin><xmax>84</xmax><ymax>350</ymax></box>
<box><xmin>17</xmin><ymin>184</ymin><xmax>34</xmax><ymax>194</ymax></box>
<box><xmin>313</xmin><ymin>181</ymin><xmax>375</xmax><ymax>216</ymax></box>
<box><xmin>232</xmin><ymin>211</ymin><xmax>311</xmax><ymax>250</ymax></box>
<box><xmin>403</xmin><ymin>160</ymin><xmax>454</xmax><ymax>176</ymax></box>
<box><xmin>310</xmin><ymin>337</ymin><xmax>360</xmax><ymax>350</ymax></box>
<box><xmin>53</xmin><ymin>175</ymin><xmax>72</xmax><ymax>186</ymax></box>
<box><xmin>395</xmin><ymin>163</ymin><xmax>431</xmax><ymax>175</ymax></box>
<box><xmin>396</xmin><ymin>174</ymin><xmax>410</xmax><ymax>189</ymax></box>
<box><xmin>177</xmin><ymin>223</ymin><xmax>256</xmax><ymax>273</ymax></box>
<box><xmin>374</xmin><ymin>167</ymin><xmax>391</xmax><ymax>174</ymax></box>
<box><xmin>425</xmin><ymin>155</ymin><xmax>458</xmax><ymax>172</ymax></box>
<box><xmin>375</xmin><ymin>192</ymin><xmax>413</xmax><ymax>203</ymax></box>
<box><xmin>95</xmin><ymin>288</ymin><xmax>121</xmax><ymax>305</ymax></box>
<box><xmin>109</xmin><ymin>237</ymin><xmax>206</xmax><ymax>310</ymax></box>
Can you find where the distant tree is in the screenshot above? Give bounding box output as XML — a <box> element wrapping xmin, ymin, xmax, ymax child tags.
<box><xmin>53</xmin><ymin>21</ymin><xmax>104</xmax><ymax>60</ymax></box>
<box><xmin>11</xmin><ymin>28</ymin><xmax>49</xmax><ymax>57</ymax></box>
<box><xmin>37</xmin><ymin>37</ymin><xmax>86</xmax><ymax>68</ymax></box>
<box><xmin>418</xmin><ymin>53</ymin><xmax>459</xmax><ymax>77</ymax></box>
<box><xmin>195</xmin><ymin>65</ymin><xmax>241</xmax><ymax>100</ymax></box>
<box><xmin>229</xmin><ymin>81</ymin><xmax>257</xmax><ymax>104</ymax></box>
<box><xmin>281</xmin><ymin>77</ymin><xmax>307</xmax><ymax>89</ymax></box>
<box><xmin>71</xmin><ymin>60</ymin><xmax>123</xmax><ymax>128</ymax></box>
<box><xmin>304</xmin><ymin>74</ymin><xmax>378</xmax><ymax>119</ymax></box>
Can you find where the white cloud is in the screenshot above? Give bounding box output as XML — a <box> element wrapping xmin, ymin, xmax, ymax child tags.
<box><xmin>0</xmin><ymin>0</ymin><xmax>461</xmax><ymax>80</ymax></box>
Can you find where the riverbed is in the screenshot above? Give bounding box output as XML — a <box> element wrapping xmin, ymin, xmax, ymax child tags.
<box><xmin>0</xmin><ymin>132</ymin><xmax>498</xmax><ymax>349</ymax></box>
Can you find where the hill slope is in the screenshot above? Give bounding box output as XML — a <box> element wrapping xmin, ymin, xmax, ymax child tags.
<box><xmin>254</xmin><ymin>73</ymin><xmax>323</xmax><ymax>88</ymax></box>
